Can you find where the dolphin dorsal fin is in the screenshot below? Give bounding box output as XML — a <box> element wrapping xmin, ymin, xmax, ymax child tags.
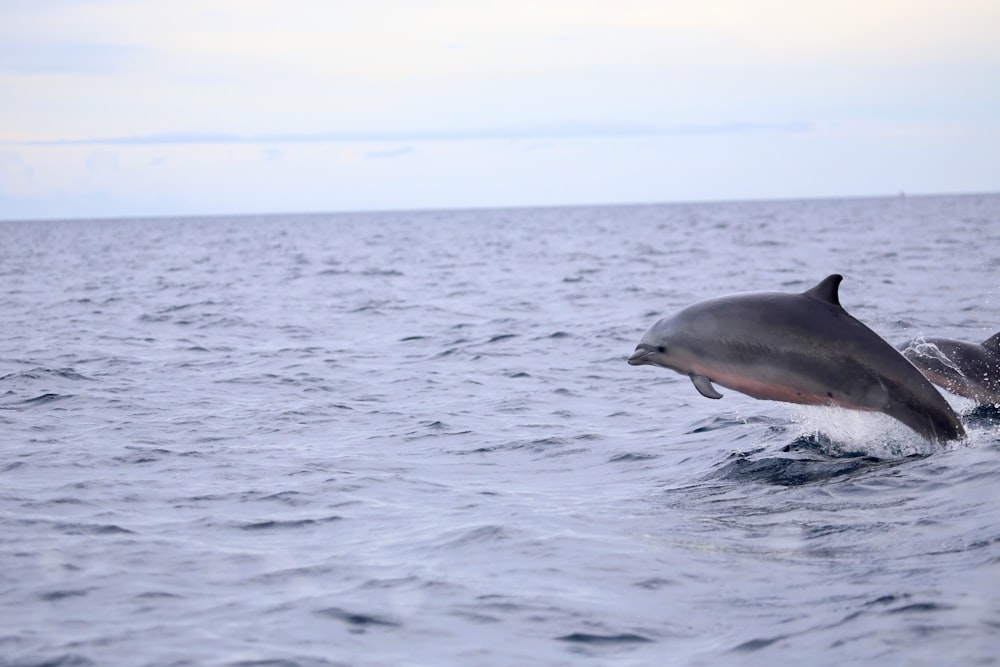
<box><xmin>803</xmin><ymin>274</ymin><xmax>843</xmax><ymax>307</ymax></box>
<box><xmin>984</xmin><ymin>332</ymin><xmax>1000</xmax><ymax>353</ymax></box>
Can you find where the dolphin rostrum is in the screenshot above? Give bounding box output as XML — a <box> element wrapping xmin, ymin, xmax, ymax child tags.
<box><xmin>628</xmin><ymin>274</ymin><xmax>965</xmax><ymax>442</ymax></box>
<box><xmin>899</xmin><ymin>333</ymin><xmax>1000</xmax><ymax>406</ymax></box>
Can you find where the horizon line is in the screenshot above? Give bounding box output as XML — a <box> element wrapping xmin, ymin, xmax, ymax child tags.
<box><xmin>3</xmin><ymin>190</ymin><xmax>997</xmax><ymax>225</ymax></box>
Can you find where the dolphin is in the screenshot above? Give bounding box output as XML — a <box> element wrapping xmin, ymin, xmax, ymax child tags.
<box><xmin>628</xmin><ymin>274</ymin><xmax>965</xmax><ymax>442</ymax></box>
<box><xmin>898</xmin><ymin>333</ymin><xmax>1000</xmax><ymax>406</ymax></box>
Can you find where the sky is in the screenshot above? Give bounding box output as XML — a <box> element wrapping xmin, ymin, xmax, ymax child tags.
<box><xmin>1</xmin><ymin>0</ymin><xmax>998</xmax><ymax>220</ymax></box>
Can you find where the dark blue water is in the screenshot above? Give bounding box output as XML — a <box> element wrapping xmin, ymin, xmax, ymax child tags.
<box><xmin>2</xmin><ymin>194</ymin><xmax>999</xmax><ymax>666</ymax></box>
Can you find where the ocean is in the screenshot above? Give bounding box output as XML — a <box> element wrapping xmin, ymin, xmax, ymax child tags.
<box><xmin>1</xmin><ymin>193</ymin><xmax>998</xmax><ymax>666</ymax></box>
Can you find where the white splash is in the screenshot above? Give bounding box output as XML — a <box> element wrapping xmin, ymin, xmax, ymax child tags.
<box><xmin>785</xmin><ymin>404</ymin><xmax>941</xmax><ymax>458</ymax></box>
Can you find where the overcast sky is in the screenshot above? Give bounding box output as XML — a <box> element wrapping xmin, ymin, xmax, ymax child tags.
<box><xmin>1</xmin><ymin>0</ymin><xmax>998</xmax><ymax>220</ymax></box>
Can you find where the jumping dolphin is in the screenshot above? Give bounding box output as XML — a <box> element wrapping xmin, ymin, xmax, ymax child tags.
<box><xmin>899</xmin><ymin>333</ymin><xmax>1000</xmax><ymax>406</ymax></box>
<box><xmin>628</xmin><ymin>274</ymin><xmax>965</xmax><ymax>442</ymax></box>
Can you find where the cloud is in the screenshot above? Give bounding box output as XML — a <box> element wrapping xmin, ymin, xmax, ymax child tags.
<box><xmin>3</xmin><ymin>121</ymin><xmax>999</xmax><ymax>222</ymax></box>
<box><xmin>0</xmin><ymin>42</ymin><xmax>143</xmax><ymax>74</ymax></box>
<box><xmin>2</xmin><ymin>0</ymin><xmax>995</xmax><ymax>221</ymax></box>
<box><xmin>85</xmin><ymin>151</ymin><xmax>119</xmax><ymax>177</ymax></box>
<box><xmin>366</xmin><ymin>146</ymin><xmax>416</xmax><ymax>159</ymax></box>
<box><xmin>0</xmin><ymin>152</ymin><xmax>34</xmax><ymax>192</ymax></box>
<box><xmin>262</xmin><ymin>147</ymin><xmax>285</xmax><ymax>162</ymax></box>
<box><xmin>11</xmin><ymin>122</ymin><xmax>813</xmax><ymax>146</ymax></box>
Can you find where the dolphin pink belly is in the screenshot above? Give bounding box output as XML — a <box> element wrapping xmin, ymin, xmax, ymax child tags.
<box><xmin>692</xmin><ymin>365</ymin><xmax>878</xmax><ymax>411</ymax></box>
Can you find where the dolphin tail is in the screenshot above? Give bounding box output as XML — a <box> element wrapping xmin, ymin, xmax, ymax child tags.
<box><xmin>884</xmin><ymin>398</ymin><xmax>965</xmax><ymax>443</ymax></box>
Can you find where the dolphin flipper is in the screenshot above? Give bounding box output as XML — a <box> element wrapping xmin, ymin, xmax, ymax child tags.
<box><xmin>690</xmin><ymin>374</ymin><xmax>724</xmax><ymax>399</ymax></box>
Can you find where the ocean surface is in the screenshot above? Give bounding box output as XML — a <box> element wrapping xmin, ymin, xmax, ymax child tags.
<box><xmin>2</xmin><ymin>194</ymin><xmax>999</xmax><ymax>666</ymax></box>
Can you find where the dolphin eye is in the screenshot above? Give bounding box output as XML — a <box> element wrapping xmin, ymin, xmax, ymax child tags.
<box><xmin>656</xmin><ymin>345</ymin><xmax>666</xmax><ymax>354</ymax></box>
